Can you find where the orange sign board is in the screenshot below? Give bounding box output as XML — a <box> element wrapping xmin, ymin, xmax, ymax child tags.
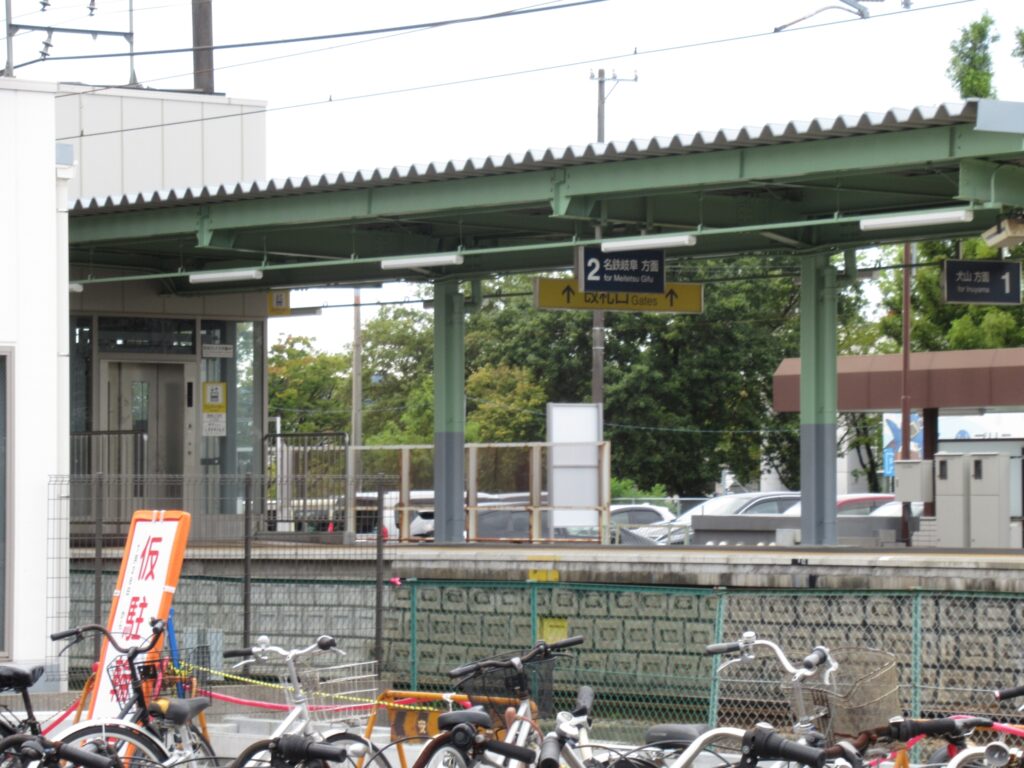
<box><xmin>88</xmin><ymin>509</ymin><xmax>191</xmax><ymax>718</ymax></box>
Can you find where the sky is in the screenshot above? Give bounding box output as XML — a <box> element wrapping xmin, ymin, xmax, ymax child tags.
<box><xmin>5</xmin><ymin>0</ymin><xmax>1024</xmax><ymax>352</ymax></box>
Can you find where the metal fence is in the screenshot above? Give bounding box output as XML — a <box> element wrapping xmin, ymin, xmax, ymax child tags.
<box><xmin>48</xmin><ymin>474</ymin><xmax>1024</xmax><ymax>745</ymax></box>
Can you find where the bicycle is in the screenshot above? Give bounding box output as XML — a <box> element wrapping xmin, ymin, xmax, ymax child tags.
<box><xmin>223</xmin><ymin>634</ymin><xmax>392</xmax><ymax>768</ymax></box>
<box><xmin>414</xmin><ymin>636</ymin><xmax>585</xmax><ymax>768</ymax></box>
<box><xmin>51</xmin><ymin>619</ymin><xmax>217</xmax><ymax>768</ymax></box>
<box><xmin>0</xmin><ymin>732</ymin><xmax>122</xmax><ymax>768</ymax></box>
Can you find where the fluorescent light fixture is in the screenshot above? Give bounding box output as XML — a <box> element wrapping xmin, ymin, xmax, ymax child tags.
<box><xmin>859</xmin><ymin>208</ymin><xmax>974</xmax><ymax>232</ymax></box>
<box><xmin>69</xmin><ymin>282</ymin><xmax>84</xmax><ymax>293</ymax></box>
<box><xmin>288</xmin><ymin>307</ymin><xmax>323</xmax><ymax>317</ymax></box>
<box><xmin>601</xmin><ymin>232</ymin><xmax>697</xmax><ymax>252</ymax></box>
<box><xmin>188</xmin><ymin>268</ymin><xmax>264</xmax><ymax>284</ymax></box>
<box><xmin>379</xmin><ymin>252</ymin><xmax>464</xmax><ymax>270</ymax></box>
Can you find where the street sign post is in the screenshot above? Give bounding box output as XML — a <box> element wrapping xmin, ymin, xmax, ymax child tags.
<box><xmin>943</xmin><ymin>259</ymin><xmax>1022</xmax><ymax>305</ymax></box>
<box><xmin>535</xmin><ymin>277</ymin><xmax>703</xmax><ymax>314</ymax></box>
<box><xmin>577</xmin><ymin>246</ymin><xmax>665</xmax><ymax>294</ymax></box>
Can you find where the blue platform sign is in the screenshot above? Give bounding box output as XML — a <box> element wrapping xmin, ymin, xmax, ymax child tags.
<box><xmin>578</xmin><ymin>246</ymin><xmax>665</xmax><ymax>294</ymax></box>
<box><xmin>883</xmin><ymin>448</ymin><xmax>895</xmax><ymax>478</ymax></box>
<box><xmin>943</xmin><ymin>259</ymin><xmax>1021</xmax><ymax>305</ymax></box>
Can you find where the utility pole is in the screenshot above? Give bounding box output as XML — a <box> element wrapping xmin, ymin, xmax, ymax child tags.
<box><xmin>192</xmin><ymin>0</ymin><xmax>213</xmax><ymax>93</ymax></box>
<box><xmin>590</xmin><ymin>68</ymin><xmax>636</xmax><ymax>410</ymax></box>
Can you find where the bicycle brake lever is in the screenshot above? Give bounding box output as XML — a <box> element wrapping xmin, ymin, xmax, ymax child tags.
<box><xmin>232</xmin><ymin>658</ymin><xmax>255</xmax><ymax>670</ymax></box>
<box><xmin>717</xmin><ymin>657</ymin><xmax>745</xmax><ymax>674</ymax></box>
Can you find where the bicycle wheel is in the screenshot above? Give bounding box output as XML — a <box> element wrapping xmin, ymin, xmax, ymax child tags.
<box><xmin>58</xmin><ymin>722</ymin><xmax>168</xmax><ymax>768</ymax></box>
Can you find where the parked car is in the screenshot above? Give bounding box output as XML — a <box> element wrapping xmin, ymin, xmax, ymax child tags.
<box><xmin>783</xmin><ymin>493</ymin><xmax>895</xmax><ymax>517</ymax></box>
<box><xmin>636</xmin><ymin>492</ymin><xmax>801</xmax><ymax>545</ymax></box>
<box><xmin>870</xmin><ymin>500</ymin><xmax>924</xmax><ymax>517</ymax></box>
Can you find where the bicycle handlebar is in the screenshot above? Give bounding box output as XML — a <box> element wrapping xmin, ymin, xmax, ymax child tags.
<box><xmin>539</xmin><ymin>733</ymin><xmax>562</xmax><ymax>768</ymax></box>
<box><xmin>704</xmin><ymin>632</ymin><xmax>833</xmax><ymax>682</ymax></box>
<box><xmin>50</xmin><ymin>619</ymin><xmax>165</xmax><ymax>657</ymax></box>
<box><xmin>484</xmin><ymin>741</ymin><xmax>536</xmax><ymax>763</ymax></box>
<box><xmin>744</xmin><ymin>726</ymin><xmax>827</xmax><ymax>768</ymax></box>
<box><xmin>995</xmin><ymin>685</ymin><xmax>1024</xmax><ymax>702</ymax></box>
<box><xmin>275</xmin><ymin>734</ymin><xmax>359</xmax><ymax>763</ymax></box>
<box><xmin>225</xmin><ymin>635</ymin><xmax>344</xmax><ymax>663</ymax></box>
<box><xmin>573</xmin><ymin>685</ymin><xmax>595</xmax><ymax>717</ymax></box>
<box><xmin>802</xmin><ymin>646</ymin><xmax>829</xmax><ymax>670</ymax></box>
<box><xmin>704</xmin><ymin>642</ymin><xmax>743</xmax><ymax>655</ymax></box>
<box><xmin>0</xmin><ymin>734</ymin><xmax>119</xmax><ymax>768</ymax></box>
<box><xmin>448</xmin><ymin>635</ymin><xmax>584</xmax><ymax>678</ymax></box>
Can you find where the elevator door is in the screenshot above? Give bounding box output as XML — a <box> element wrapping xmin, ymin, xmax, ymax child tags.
<box><xmin>105</xmin><ymin>362</ymin><xmax>191</xmax><ymax>507</ymax></box>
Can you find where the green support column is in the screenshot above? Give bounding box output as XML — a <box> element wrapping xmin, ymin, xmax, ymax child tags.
<box><xmin>799</xmin><ymin>253</ymin><xmax>838</xmax><ymax>546</ymax></box>
<box><xmin>433</xmin><ymin>279</ymin><xmax>466</xmax><ymax>544</ymax></box>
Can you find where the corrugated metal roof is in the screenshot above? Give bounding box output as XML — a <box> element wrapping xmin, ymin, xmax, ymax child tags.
<box><xmin>71</xmin><ymin>101</ymin><xmax>980</xmax><ymax>213</ymax></box>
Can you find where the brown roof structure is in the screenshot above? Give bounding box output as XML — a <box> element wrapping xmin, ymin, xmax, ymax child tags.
<box><xmin>773</xmin><ymin>348</ymin><xmax>1024</xmax><ymax>413</ymax></box>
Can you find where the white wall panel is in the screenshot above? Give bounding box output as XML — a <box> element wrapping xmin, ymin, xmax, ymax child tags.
<box><xmin>163</xmin><ymin>99</ymin><xmax>205</xmax><ymax>191</ymax></box>
<box><xmin>242</xmin><ymin>105</ymin><xmax>267</xmax><ymax>181</ymax></box>
<box><xmin>202</xmin><ymin>102</ymin><xmax>243</xmax><ymax>187</ymax></box>
<box><xmin>122</xmin><ymin>97</ymin><xmax>165</xmax><ymax>194</ymax></box>
<box><xmin>56</xmin><ymin>85</ymin><xmax>267</xmax><ymax>201</ymax></box>
<box><xmin>78</xmin><ymin>97</ymin><xmax>122</xmax><ymax>199</ymax></box>
<box><xmin>0</xmin><ymin>80</ymin><xmax>61</xmax><ymax>670</ymax></box>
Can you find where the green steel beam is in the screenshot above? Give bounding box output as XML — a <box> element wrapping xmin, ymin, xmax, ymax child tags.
<box><xmin>958</xmin><ymin>159</ymin><xmax>1024</xmax><ymax>207</ymax></box>
<box><xmin>799</xmin><ymin>253</ymin><xmax>838</xmax><ymax>547</ymax></box>
<box><xmin>71</xmin><ymin>124</ymin><xmax>1024</xmax><ymax>250</ymax></box>
<box><xmin>556</xmin><ymin>126</ymin><xmax>1024</xmax><ymax>201</ymax></box>
<box><xmin>433</xmin><ymin>279</ymin><xmax>466</xmax><ymax>545</ymax></box>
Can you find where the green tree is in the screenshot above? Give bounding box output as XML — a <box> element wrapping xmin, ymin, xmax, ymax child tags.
<box><xmin>358</xmin><ymin>305</ymin><xmax>434</xmax><ymax>440</ymax></box>
<box><xmin>267</xmin><ymin>336</ymin><xmax>349</xmax><ymax>433</ymax></box>
<box><xmin>466</xmin><ymin>275</ymin><xmax>592</xmax><ymax>404</ymax></box>
<box><xmin>466</xmin><ymin>364</ymin><xmax>547</xmax><ymax>443</ymax></box>
<box><xmin>602</xmin><ymin>256</ymin><xmax>802</xmax><ymax>495</ymax></box>
<box><xmin>947</xmin><ymin>13</ymin><xmax>998</xmax><ymax>98</ymax></box>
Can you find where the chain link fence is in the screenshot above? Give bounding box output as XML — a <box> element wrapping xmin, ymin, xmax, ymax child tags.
<box><xmin>48</xmin><ymin>478</ymin><xmax>1024</xmax><ymax>746</ymax></box>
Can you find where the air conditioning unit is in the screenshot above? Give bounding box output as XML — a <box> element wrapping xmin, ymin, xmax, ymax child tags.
<box><xmin>982</xmin><ymin>218</ymin><xmax>1024</xmax><ymax>248</ymax></box>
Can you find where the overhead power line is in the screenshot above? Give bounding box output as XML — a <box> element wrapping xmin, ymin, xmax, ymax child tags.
<box><xmin>17</xmin><ymin>0</ymin><xmax>606</xmax><ymax>64</ymax></box>
<box><xmin>52</xmin><ymin>0</ymin><xmax>974</xmax><ymax>144</ymax></box>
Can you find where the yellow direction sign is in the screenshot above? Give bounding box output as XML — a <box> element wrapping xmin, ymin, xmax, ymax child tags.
<box><xmin>534</xmin><ymin>278</ymin><xmax>703</xmax><ymax>314</ymax></box>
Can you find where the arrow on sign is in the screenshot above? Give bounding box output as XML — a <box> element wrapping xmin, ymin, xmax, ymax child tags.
<box><xmin>535</xmin><ymin>278</ymin><xmax>703</xmax><ymax>314</ymax></box>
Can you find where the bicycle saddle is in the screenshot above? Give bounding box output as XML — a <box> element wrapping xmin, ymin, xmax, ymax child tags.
<box><xmin>148</xmin><ymin>696</ymin><xmax>212</xmax><ymax>725</ymax></box>
<box><xmin>438</xmin><ymin>709</ymin><xmax>494</xmax><ymax>730</ymax></box>
<box><xmin>643</xmin><ymin>723</ymin><xmax>710</xmax><ymax>749</ymax></box>
<box><xmin>0</xmin><ymin>664</ymin><xmax>44</xmax><ymax>691</ymax></box>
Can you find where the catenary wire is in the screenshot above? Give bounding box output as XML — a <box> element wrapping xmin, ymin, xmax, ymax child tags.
<box><xmin>15</xmin><ymin>0</ymin><xmax>607</xmax><ymax>63</ymax></box>
<box><xmin>49</xmin><ymin>0</ymin><xmax>572</xmax><ymax>98</ymax></box>
<box><xmin>50</xmin><ymin>0</ymin><xmax>973</xmax><ymax>143</ymax></box>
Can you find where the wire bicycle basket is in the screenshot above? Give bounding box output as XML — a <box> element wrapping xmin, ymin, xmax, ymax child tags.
<box><xmin>455</xmin><ymin>653</ymin><xmax>557</xmax><ymax>733</ymax></box>
<box><xmin>297</xmin><ymin>659</ymin><xmax>380</xmax><ymax>727</ymax></box>
<box><xmin>798</xmin><ymin>647</ymin><xmax>902</xmax><ymax>740</ymax></box>
<box><xmin>106</xmin><ymin>646</ymin><xmax>210</xmax><ymax>707</ymax></box>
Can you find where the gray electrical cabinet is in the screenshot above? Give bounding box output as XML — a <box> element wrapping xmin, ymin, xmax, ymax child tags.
<box><xmin>934</xmin><ymin>452</ymin><xmax>969</xmax><ymax>547</ymax></box>
<box><xmin>968</xmin><ymin>452</ymin><xmax>1022</xmax><ymax>549</ymax></box>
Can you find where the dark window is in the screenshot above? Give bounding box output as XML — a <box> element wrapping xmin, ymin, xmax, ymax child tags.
<box><xmin>98</xmin><ymin>317</ymin><xmax>195</xmax><ymax>354</ymax></box>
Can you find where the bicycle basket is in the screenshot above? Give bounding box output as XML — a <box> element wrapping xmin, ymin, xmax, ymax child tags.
<box><xmin>106</xmin><ymin>647</ymin><xmax>210</xmax><ymax>707</ymax></box>
<box><xmin>298</xmin><ymin>660</ymin><xmax>380</xmax><ymax>727</ymax></box>
<box><xmin>801</xmin><ymin>648</ymin><xmax>902</xmax><ymax>739</ymax></box>
<box><xmin>455</xmin><ymin>653</ymin><xmax>556</xmax><ymax>731</ymax></box>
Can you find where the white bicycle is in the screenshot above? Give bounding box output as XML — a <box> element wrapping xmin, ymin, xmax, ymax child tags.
<box><xmin>224</xmin><ymin>634</ymin><xmax>392</xmax><ymax>768</ymax></box>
